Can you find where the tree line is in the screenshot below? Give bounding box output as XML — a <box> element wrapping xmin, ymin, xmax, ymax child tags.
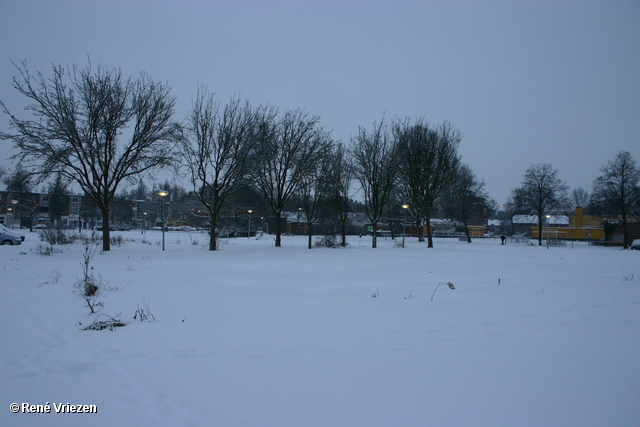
<box><xmin>505</xmin><ymin>152</ymin><xmax>640</xmax><ymax>248</ymax></box>
<box><xmin>2</xmin><ymin>61</ymin><xmax>639</xmax><ymax>250</ymax></box>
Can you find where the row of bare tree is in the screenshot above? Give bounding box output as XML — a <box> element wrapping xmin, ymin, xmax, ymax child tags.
<box><xmin>178</xmin><ymin>86</ymin><xmax>487</xmax><ymax>250</ymax></box>
<box><xmin>2</xmin><ymin>61</ymin><xmax>637</xmax><ymax>251</ymax></box>
<box><xmin>0</xmin><ymin>62</ymin><xmax>481</xmax><ymax>251</ymax></box>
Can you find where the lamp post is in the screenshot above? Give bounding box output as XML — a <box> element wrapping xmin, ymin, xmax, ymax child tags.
<box><xmin>401</xmin><ymin>204</ymin><xmax>409</xmax><ymax>248</ymax></box>
<box><xmin>11</xmin><ymin>200</ymin><xmax>18</xmax><ymax>228</ymax></box>
<box><xmin>158</xmin><ymin>190</ymin><xmax>169</xmax><ymax>250</ymax></box>
<box><xmin>247</xmin><ymin>210</ymin><xmax>253</xmax><ymax>238</ymax></box>
<box><xmin>545</xmin><ymin>214</ymin><xmax>551</xmax><ymax>249</ymax></box>
<box><xmin>143</xmin><ymin>212</ymin><xmax>147</xmax><ymax>233</ymax></box>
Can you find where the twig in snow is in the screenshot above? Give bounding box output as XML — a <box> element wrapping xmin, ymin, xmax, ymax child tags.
<box><xmin>81</xmin><ymin>313</ymin><xmax>125</xmax><ymax>331</ymax></box>
<box><xmin>133</xmin><ymin>295</ymin><xmax>156</xmax><ymax>322</ymax></box>
<box><xmin>431</xmin><ymin>282</ymin><xmax>455</xmax><ymax>301</ymax></box>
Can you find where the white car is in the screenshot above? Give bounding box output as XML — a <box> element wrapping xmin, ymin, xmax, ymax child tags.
<box><xmin>631</xmin><ymin>240</ymin><xmax>640</xmax><ymax>250</ymax></box>
<box><xmin>0</xmin><ymin>224</ymin><xmax>25</xmax><ymax>245</ymax></box>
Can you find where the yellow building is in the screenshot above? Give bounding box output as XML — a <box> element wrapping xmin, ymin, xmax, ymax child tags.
<box><xmin>532</xmin><ymin>207</ymin><xmax>605</xmax><ymax>240</ymax></box>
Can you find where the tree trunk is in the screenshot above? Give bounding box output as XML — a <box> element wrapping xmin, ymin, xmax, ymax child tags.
<box><xmin>464</xmin><ymin>220</ymin><xmax>472</xmax><ymax>243</ymax></box>
<box><xmin>341</xmin><ymin>221</ymin><xmax>347</xmax><ymax>247</ymax></box>
<box><xmin>418</xmin><ymin>220</ymin><xmax>425</xmax><ymax>242</ymax></box>
<box><xmin>101</xmin><ymin>208</ymin><xmax>111</xmax><ymax>251</ymax></box>
<box><xmin>307</xmin><ymin>222</ymin><xmax>312</xmax><ymax>249</ymax></box>
<box><xmin>426</xmin><ymin>215</ymin><xmax>434</xmax><ymax>248</ymax></box>
<box><xmin>275</xmin><ymin>211</ymin><xmax>282</xmax><ymax>247</ymax></box>
<box><xmin>622</xmin><ymin>213</ymin><xmax>629</xmax><ymax>249</ymax></box>
<box><xmin>372</xmin><ymin>221</ymin><xmax>378</xmax><ymax>248</ymax></box>
<box><xmin>537</xmin><ymin>217</ymin><xmax>543</xmax><ymax>246</ymax></box>
<box><xmin>209</xmin><ymin>213</ymin><xmax>217</xmax><ymax>250</ymax></box>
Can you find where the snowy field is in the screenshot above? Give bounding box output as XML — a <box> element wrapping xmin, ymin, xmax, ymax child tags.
<box><xmin>1</xmin><ymin>230</ymin><xmax>639</xmax><ymax>427</ymax></box>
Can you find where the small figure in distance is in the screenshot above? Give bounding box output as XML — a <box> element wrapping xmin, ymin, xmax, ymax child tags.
<box><xmin>500</xmin><ymin>235</ymin><xmax>506</xmax><ymax>245</ymax></box>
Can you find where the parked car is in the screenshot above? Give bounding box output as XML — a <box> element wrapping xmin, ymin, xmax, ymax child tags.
<box><xmin>0</xmin><ymin>224</ymin><xmax>25</xmax><ymax>245</ymax></box>
<box><xmin>631</xmin><ymin>240</ymin><xmax>640</xmax><ymax>250</ymax></box>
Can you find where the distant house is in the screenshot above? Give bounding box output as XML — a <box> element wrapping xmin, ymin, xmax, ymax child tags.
<box><xmin>512</xmin><ymin>214</ymin><xmax>569</xmax><ymax>236</ymax></box>
<box><xmin>0</xmin><ymin>190</ymin><xmax>87</xmax><ymax>229</ymax></box>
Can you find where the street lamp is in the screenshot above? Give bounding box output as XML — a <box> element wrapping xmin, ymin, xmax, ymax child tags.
<box><xmin>143</xmin><ymin>212</ymin><xmax>147</xmax><ymax>233</ymax></box>
<box><xmin>401</xmin><ymin>204</ymin><xmax>410</xmax><ymax>248</ymax></box>
<box><xmin>11</xmin><ymin>200</ymin><xmax>18</xmax><ymax>228</ymax></box>
<box><xmin>158</xmin><ymin>190</ymin><xmax>169</xmax><ymax>250</ymax></box>
<box><xmin>247</xmin><ymin>210</ymin><xmax>253</xmax><ymax>238</ymax></box>
<box><xmin>545</xmin><ymin>214</ymin><xmax>551</xmax><ymax>248</ymax></box>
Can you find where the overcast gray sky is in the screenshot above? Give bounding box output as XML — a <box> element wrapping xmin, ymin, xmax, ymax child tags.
<box><xmin>1</xmin><ymin>0</ymin><xmax>639</xmax><ymax>204</ymax></box>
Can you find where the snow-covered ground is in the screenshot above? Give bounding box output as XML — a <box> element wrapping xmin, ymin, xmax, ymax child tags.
<box><xmin>1</xmin><ymin>230</ymin><xmax>639</xmax><ymax>427</ymax></box>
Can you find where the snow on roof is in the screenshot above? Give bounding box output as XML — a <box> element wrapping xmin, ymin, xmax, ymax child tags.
<box><xmin>512</xmin><ymin>215</ymin><xmax>569</xmax><ymax>225</ymax></box>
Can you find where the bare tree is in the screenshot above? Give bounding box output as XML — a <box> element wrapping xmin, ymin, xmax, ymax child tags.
<box><xmin>179</xmin><ymin>87</ymin><xmax>255</xmax><ymax>250</ymax></box>
<box><xmin>517</xmin><ymin>163</ymin><xmax>569</xmax><ymax>246</ymax></box>
<box><xmin>1</xmin><ymin>61</ymin><xmax>178</xmax><ymax>250</ymax></box>
<box><xmin>591</xmin><ymin>151</ymin><xmax>640</xmax><ymax>249</ymax></box>
<box><xmin>570</xmin><ymin>187</ymin><xmax>590</xmax><ymax>210</ymax></box>
<box><xmin>299</xmin><ymin>133</ymin><xmax>333</xmax><ymax>248</ymax></box>
<box><xmin>441</xmin><ymin>163</ymin><xmax>488</xmax><ymax>243</ymax></box>
<box><xmin>394</xmin><ymin>118</ymin><xmax>460</xmax><ymax>248</ymax></box>
<box><xmin>325</xmin><ymin>143</ymin><xmax>354</xmax><ymax>247</ymax></box>
<box><xmin>352</xmin><ymin>119</ymin><xmax>402</xmax><ymax>248</ymax></box>
<box><xmin>252</xmin><ymin>107</ymin><xmax>325</xmax><ymax>247</ymax></box>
